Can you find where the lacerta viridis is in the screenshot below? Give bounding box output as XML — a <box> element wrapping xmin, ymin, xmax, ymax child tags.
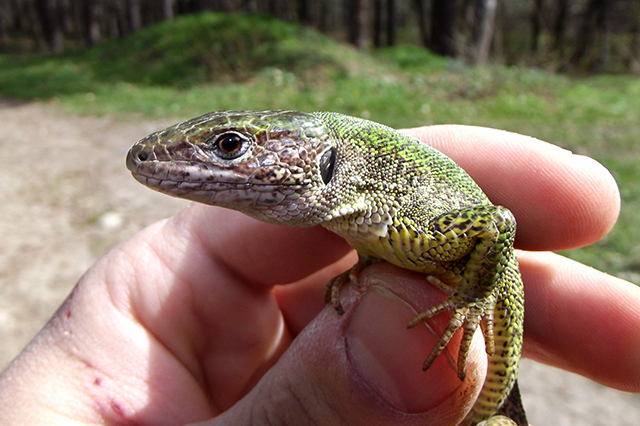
<box><xmin>126</xmin><ymin>110</ymin><xmax>527</xmax><ymax>426</ymax></box>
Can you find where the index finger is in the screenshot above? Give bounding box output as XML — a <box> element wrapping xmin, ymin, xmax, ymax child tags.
<box><xmin>402</xmin><ymin>125</ymin><xmax>620</xmax><ymax>251</ymax></box>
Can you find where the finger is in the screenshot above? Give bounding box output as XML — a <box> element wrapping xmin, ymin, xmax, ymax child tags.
<box><xmin>176</xmin><ymin>203</ymin><xmax>353</xmax><ymax>286</ymax></box>
<box><xmin>0</xmin><ymin>206</ymin><xmax>354</xmax><ymax>426</ymax></box>
<box><xmin>402</xmin><ymin>125</ymin><xmax>620</xmax><ymax>251</ymax></box>
<box><xmin>518</xmin><ymin>251</ymin><xmax>640</xmax><ymax>392</ymax></box>
<box><xmin>203</xmin><ymin>263</ymin><xmax>486</xmax><ymax>426</ymax></box>
<box><xmin>0</xmin><ymin>241</ymin><xmax>219</xmax><ymax>425</ymax></box>
<box><xmin>115</xmin><ymin>204</ymin><xmax>354</xmax><ymax>413</ymax></box>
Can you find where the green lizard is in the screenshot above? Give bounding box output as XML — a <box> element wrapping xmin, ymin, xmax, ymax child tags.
<box><xmin>126</xmin><ymin>110</ymin><xmax>527</xmax><ymax>426</ymax></box>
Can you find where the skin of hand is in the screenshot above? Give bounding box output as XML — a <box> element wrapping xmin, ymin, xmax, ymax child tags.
<box><xmin>1</xmin><ymin>125</ymin><xmax>639</xmax><ymax>426</ymax></box>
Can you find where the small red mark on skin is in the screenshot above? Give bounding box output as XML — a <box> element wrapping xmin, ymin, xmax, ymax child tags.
<box><xmin>106</xmin><ymin>399</ymin><xmax>143</xmax><ymax>426</ymax></box>
<box><xmin>110</xmin><ymin>400</ymin><xmax>124</xmax><ymax>416</ymax></box>
<box><xmin>93</xmin><ymin>377</ymin><xmax>102</xmax><ymax>386</ymax></box>
<box><xmin>66</xmin><ymin>309</ymin><xmax>72</xmax><ymax>319</ymax></box>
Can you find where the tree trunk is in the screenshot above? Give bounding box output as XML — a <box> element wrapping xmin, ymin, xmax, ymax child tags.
<box><xmin>373</xmin><ymin>0</ymin><xmax>383</xmax><ymax>47</ymax></box>
<box><xmin>595</xmin><ymin>0</ymin><xmax>610</xmax><ymax>70</ymax></box>
<box><xmin>0</xmin><ymin>8</ymin><xmax>5</xmax><ymax>45</ymax></box>
<box><xmin>59</xmin><ymin>0</ymin><xmax>73</xmax><ymax>34</ymax></box>
<box><xmin>531</xmin><ymin>0</ymin><xmax>543</xmax><ymax>52</ymax></box>
<box><xmin>82</xmin><ymin>0</ymin><xmax>101</xmax><ymax>46</ymax></box>
<box><xmin>164</xmin><ymin>0</ymin><xmax>175</xmax><ymax>20</ymax></box>
<box><xmin>242</xmin><ymin>0</ymin><xmax>258</xmax><ymax>13</ymax></box>
<box><xmin>319</xmin><ymin>0</ymin><xmax>330</xmax><ymax>32</ymax></box>
<box><xmin>267</xmin><ymin>0</ymin><xmax>292</xmax><ymax>18</ymax></box>
<box><xmin>0</xmin><ymin>0</ymin><xmax>9</xmax><ymax>44</ymax></box>
<box><xmin>127</xmin><ymin>0</ymin><xmax>142</xmax><ymax>32</ymax></box>
<box><xmin>413</xmin><ymin>0</ymin><xmax>429</xmax><ymax>47</ymax></box>
<box><xmin>186</xmin><ymin>0</ymin><xmax>206</xmax><ymax>13</ymax></box>
<box><xmin>630</xmin><ymin>0</ymin><xmax>640</xmax><ymax>72</ymax></box>
<box><xmin>35</xmin><ymin>0</ymin><xmax>63</xmax><ymax>52</ymax></box>
<box><xmin>346</xmin><ymin>0</ymin><xmax>369</xmax><ymax>50</ymax></box>
<box><xmin>386</xmin><ymin>0</ymin><xmax>396</xmax><ymax>46</ymax></box>
<box><xmin>297</xmin><ymin>0</ymin><xmax>311</xmax><ymax>24</ymax></box>
<box><xmin>552</xmin><ymin>0</ymin><xmax>568</xmax><ymax>51</ymax></box>
<box><xmin>106</xmin><ymin>0</ymin><xmax>124</xmax><ymax>38</ymax></box>
<box><xmin>430</xmin><ymin>0</ymin><xmax>458</xmax><ymax>56</ymax></box>
<box><xmin>571</xmin><ymin>0</ymin><xmax>607</xmax><ymax>66</ymax></box>
<box><xmin>469</xmin><ymin>0</ymin><xmax>497</xmax><ymax>64</ymax></box>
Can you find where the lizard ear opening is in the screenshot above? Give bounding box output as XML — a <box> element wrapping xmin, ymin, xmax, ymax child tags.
<box><xmin>319</xmin><ymin>147</ymin><xmax>337</xmax><ymax>185</ymax></box>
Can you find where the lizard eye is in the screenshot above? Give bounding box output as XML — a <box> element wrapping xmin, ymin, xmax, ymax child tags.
<box><xmin>207</xmin><ymin>131</ymin><xmax>252</xmax><ymax>160</ymax></box>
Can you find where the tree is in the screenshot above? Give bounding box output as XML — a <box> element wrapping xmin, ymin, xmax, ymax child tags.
<box><xmin>469</xmin><ymin>0</ymin><xmax>497</xmax><ymax>64</ymax></box>
<box><xmin>430</xmin><ymin>0</ymin><xmax>458</xmax><ymax>56</ymax></box>
<box><xmin>35</xmin><ymin>0</ymin><xmax>64</xmax><ymax>52</ymax></box>
<box><xmin>552</xmin><ymin>0</ymin><xmax>569</xmax><ymax>52</ymax></box>
<box><xmin>372</xmin><ymin>0</ymin><xmax>396</xmax><ymax>47</ymax></box>
<box><xmin>630</xmin><ymin>0</ymin><xmax>640</xmax><ymax>72</ymax></box>
<box><xmin>297</xmin><ymin>0</ymin><xmax>312</xmax><ymax>24</ymax></box>
<box><xmin>82</xmin><ymin>0</ymin><xmax>101</xmax><ymax>46</ymax></box>
<box><xmin>178</xmin><ymin>0</ymin><xmax>207</xmax><ymax>13</ymax></box>
<box><xmin>164</xmin><ymin>0</ymin><xmax>175</xmax><ymax>20</ymax></box>
<box><xmin>0</xmin><ymin>2</ymin><xmax>7</xmax><ymax>44</ymax></box>
<box><xmin>387</xmin><ymin>0</ymin><xmax>396</xmax><ymax>46</ymax></box>
<box><xmin>345</xmin><ymin>0</ymin><xmax>369</xmax><ymax>50</ymax></box>
<box><xmin>571</xmin><ymin>0</ymin><xmax>610</xmax><ymax>69</ymax></box>
<box><xmin>128</xmin><ymin>0</ymin><xmax>142</xmax><ymax>32</ymax></box>
<box><xmin>531</xmin><ymin>0</ymin><xmax>544</xmax><ymax>52</ymax></box>
<box><xmin>373</xmin><ymin>0</ymin><xmax>383</xmax><ymax>47</ymax></box>
<box><xmin>413</xmin><ymin>0</ymin><xmax>429</xmax><ymax>47</ymax></box>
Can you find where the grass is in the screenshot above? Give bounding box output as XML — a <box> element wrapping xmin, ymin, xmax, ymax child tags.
<box><xmin>1</xmin><ymin>12</ymin><xmax>638</xmax><ymax>284</ymax></box>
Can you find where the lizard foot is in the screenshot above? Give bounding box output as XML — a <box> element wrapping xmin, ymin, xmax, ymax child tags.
<box><xmin>323</xmin><ymin>256</ymin><xmax>379</xmax><ymax>315</ymax></box>
<box><xmin>475</xmin><ymin>415</ymin><xmax>518</xmax><ymax>426</ymax></box>
<box><xmin>323</xmin><ymin>269</ymin><xmax>351</xmax><ymax>315</ymax></box>
<box><xmin>407</xmin><ymin>275</ymin><xmax>496</xmax><ymax>381</ymax></box>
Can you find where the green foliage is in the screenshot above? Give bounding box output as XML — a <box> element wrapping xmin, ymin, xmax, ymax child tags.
<box><xmin>0</xmin><ymin>54</ymin><xmax>93</xmax><ymax>98</ymax></box>
<box><xmin>0</xmin><ymin>12</ymin><xmax>638</xmax><ymax>284</ymax></box>
<box><xmin>86</xmin><ymin>12</ymin><xmax>343</xmax><ymax>87</ymax></box>
<box><xmin>374</xmin><ymin>44</ymin><xmax>448</xmax><ymax>72</ymax></box>
<box><xmin>0</xmin><ymin>12</ymin><xmax>349</xmax><ymax>98</ymax></box>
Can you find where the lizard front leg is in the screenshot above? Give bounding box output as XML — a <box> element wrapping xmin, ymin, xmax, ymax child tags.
<box><xmin>322</xmin><ymin>205</ymin><xmax>524</xmax><ymax>425</ymax></box>
<box><xmin>407</xmin><ymin>205</ymin><xmax>517</xmax><ymax>378</ymax></box>
<box><xmin>407</xmin><ymin>205</ymin><xmax>524</xmax><ymax>426</ymax></box>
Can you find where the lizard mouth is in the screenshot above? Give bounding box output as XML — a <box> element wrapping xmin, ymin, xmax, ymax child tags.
<box><xmin>126</xmin><ymin>146</ymin><xmax>305</xmax><ymax>207</ymax></box>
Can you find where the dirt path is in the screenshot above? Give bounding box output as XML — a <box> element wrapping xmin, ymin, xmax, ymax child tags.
<box><xmin>0</xmin><ymin>100</ymin><xmax>186</xmax><ymax>365</ymax></box>
<box><xmin>0</xmin><ymin>101</ymin><xmax>637</xmax><ymax>425</ymax></box>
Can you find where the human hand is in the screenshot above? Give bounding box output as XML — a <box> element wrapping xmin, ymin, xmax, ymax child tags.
<box><xmin>1</xmin><ymin>125</ymin><xmax>638</xmax><ymax>426</ymax></box>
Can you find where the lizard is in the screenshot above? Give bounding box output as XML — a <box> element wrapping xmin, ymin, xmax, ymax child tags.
<box><xmin>126</xmin><ymin>110</ymin><xmax>527</xmax><ymax>426</ymax></box>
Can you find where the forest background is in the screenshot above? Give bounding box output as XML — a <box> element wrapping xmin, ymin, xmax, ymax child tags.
<box><xmin>2</xmin><ymin>0</ymin><xmax>638</xmax><ymax>73</ymax></box>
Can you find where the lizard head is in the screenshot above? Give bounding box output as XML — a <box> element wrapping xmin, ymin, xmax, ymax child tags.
<box><xmin>126</xmin><ymin>110</ymin><xmax>341</xmax><ymax>226</ymax></box>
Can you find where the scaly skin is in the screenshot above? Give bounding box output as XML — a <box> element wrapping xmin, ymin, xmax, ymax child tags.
<box><xmin>126</xmin><ymin>110</ymin><xmax>527</xmax><ymax>426</ymax></box>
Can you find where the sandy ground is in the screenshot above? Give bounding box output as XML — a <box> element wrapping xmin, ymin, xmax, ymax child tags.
<box><xmin>0</xmin><ymin>101</ymin><xmax>638</xmax><ymax>425</ymax></box>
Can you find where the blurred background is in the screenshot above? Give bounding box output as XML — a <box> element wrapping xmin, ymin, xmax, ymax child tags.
<box><xmin>1</xmin><ymin>1</ymin><xmax>639</xmax><ymax>425</ymax></box>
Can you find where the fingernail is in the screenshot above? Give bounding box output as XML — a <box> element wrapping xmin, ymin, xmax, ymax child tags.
<box><xmin>346</xmin><ymin>283</ymin><xmax>461</xmax><ymax>413</ymax></box>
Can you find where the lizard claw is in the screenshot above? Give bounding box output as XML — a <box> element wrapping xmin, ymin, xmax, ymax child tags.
<box><xmin>323</xmin><ymin>270</ymin><xmax>351</xmax><ymax>315</ymax></box>
<box><xmin>323</xmin><ymin>257</ymin><xmax>376</xmax><ymax>315</ymax></box>
<box><xmin>408</xmin><ymin>276</ymin><xmax>495</xmax><ymax>382</ymax></box>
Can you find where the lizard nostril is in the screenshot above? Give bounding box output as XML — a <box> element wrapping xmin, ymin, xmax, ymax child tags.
<box><xmin>137</xmin><ymin>151</ymin><xmax>149</xmax><ymax>161</ymax></box>
<box><xmin>126</xmin><ymin>146</ymin><xmax>150</xmax><ymax>172</ymax></box>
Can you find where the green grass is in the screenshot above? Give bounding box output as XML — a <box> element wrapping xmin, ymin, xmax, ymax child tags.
<box><xmin>1</xmin><ymin>12</ymin><xmax>638</xmax><ymax>284</ymax></box>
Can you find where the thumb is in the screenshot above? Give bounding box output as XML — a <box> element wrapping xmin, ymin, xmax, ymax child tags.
<box><xmin>205</xmin><ymin>263</ymin><xmax>486</xmax><ymax>426</ymax></box>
